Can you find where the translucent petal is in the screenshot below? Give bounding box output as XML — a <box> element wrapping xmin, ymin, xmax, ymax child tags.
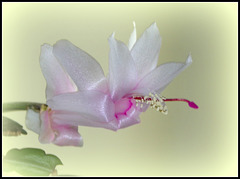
<box><xmin>25</xmin><ymin>109</ymin><xmax>41</xmax><ymax>134</ymax></box>
<box><xmin>116</xmin><ymin>100</ymin><xmax>141</xmax><ymax>129</ymax></box>
<box><xmin>38</xmin><ymin>110</ymin><xmax>55</xmax><ymax>144</ymax></box>
<box><xmin>132</xmin><ymin>55</ymin><xmax>192</xmax><ymax>95</ymax></box>
<box><xmin>128</xmin><ymin>21</ymin><xmax>137</xmax><ymax>50</ymax></box>
<box><xmin>52</xmin><ymin>111</ymin><xmax>119</xmax><ymax>131</ymax></box>
<box><xmin>131</xmin><ymin>22</ymin><xmax>162</xmax><ymax>80</ymax></box>
<box><xmin>40</xmin><ymin>44</ymin><xmax>77</xmax><ymax>100</ymax></box>
<box><xmin>51</xmin><ymin>98</ymin><xmax>141</xmax><ymax>131</ymax></box>
<box><xmin>51</xmin><ymin>124</ymin><xmax>83</xmax><ymax>147</ymax></box>
<box><xmin>47</xmin><ymin>91</ymin><xmax>115</xmax><ymax>123</ymax></box>
<box><xmin>52</xmin><ymin>109</ymin><xmax>140</xmax><ymax>131</ymax></box>
<box><xmin>108</xmin><ymin>34</ymin><xmax>138</xmax><ymax>101</ymax></box>
<box><xmin>53</xmin><ymin>40</ymin><xmax>107</xmax><ymax>92</ymax></box>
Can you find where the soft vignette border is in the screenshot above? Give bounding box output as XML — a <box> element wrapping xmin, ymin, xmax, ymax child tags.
<box><xmin>2</xmin><ymin>2</ymin><xmax>238</xmax><ymax>176</ymax></box>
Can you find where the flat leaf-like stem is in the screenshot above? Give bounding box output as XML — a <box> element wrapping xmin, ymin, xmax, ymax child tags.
<box><xmin>3</xmin><ymin>102</ymin><xmax>47</xmax><ymax>113</ymax></box>
<box><xmin>3</xmin><ymin>148</ymin><xmax>63</xmax><ymax>176</ymax></box>
<box><xmin>3</xmin><ymin>116</ymin><xmax>27</xmax><ymax>136</ymax></box>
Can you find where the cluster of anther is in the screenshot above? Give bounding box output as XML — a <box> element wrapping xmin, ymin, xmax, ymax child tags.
<box><xmin>134</xmin><ymin>93</ymin><xmax>168</xmax><ymax>115</ymax></box>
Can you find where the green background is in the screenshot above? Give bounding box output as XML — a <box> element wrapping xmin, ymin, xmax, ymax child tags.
<box><xmin>2</xmin><ymin>2</ymin><xmax>238</xmax><ymax>176</ymax></box>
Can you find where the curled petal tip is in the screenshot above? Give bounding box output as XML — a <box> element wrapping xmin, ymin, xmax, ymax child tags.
<box><xmin>41</xmin><ymin>43</ymin><xmax>49</xmax><ymax>47</ymax></box>
<box><xmin>77</xmin><ymin>138</ymin><xmax>84</xmax><ymax>147</ymax></box>
<box><xmin>109</xmin><ymin>32</ymin><xmax>115</xmax><ymax>39</ymax></box>
<box><xmin>133</xmin><ymin>21</ymin><xmax>136</xmax><ymax>27</ymax></box>
<box><xmin>186</xmin><ymin>54</ymin><xmax>192</xmax><ymax>64</ymax></box>
<box><xmin>188</xmin><ymin>101</ymin><xmax>199</xmax><ymax>109</ymax></box>
<box><xmin>152</xmin><ymin>22</ymin><xmax>158</xmax><ymax>28</ymax></box>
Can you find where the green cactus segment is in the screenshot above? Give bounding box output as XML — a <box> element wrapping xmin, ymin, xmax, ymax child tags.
<box><xmin>3</xmin><ymin>148</ymin><xmax>63</xmax><ymax>176</ymax></box>
<box><xmin>3</xmin><ymin>116</ymin><xmax>27</xmax><ymax>136</ymax></box>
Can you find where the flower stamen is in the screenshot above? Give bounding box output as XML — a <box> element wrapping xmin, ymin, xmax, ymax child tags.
<box><xmin>132</xmin><ymin>93</ymin><xmax>198</xmax><ymax>114</ymax></box>
<box><xmin>133</xmin><ymin>93</ymin><xmax>168</xmax><ymax>114</ymax></box>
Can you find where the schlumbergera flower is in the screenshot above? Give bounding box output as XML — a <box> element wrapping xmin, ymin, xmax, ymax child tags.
<box><xmin>26</xmin><ymin>22</ymin><xmax>198</xmax><ymax>147</ymax></box>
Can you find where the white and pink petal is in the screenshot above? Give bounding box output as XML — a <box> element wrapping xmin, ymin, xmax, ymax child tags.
<box><xmin>26</xmin><ymin>109</ymin><xmax>83</xmax><ymax>147</ymax></box>
<box><xmin>51</xmin><ymin>97</ymin><xmax>142</xmax><ymax>131</ymax></box>
<box><xmin>52</xmin><ymin>111</ymin><xmax>119</xmax><ymax>131</ymax></box>
<box><xmin>40</xmin><ymin>44</ymin><xmax>77</xmax><ymax>100</ymax></box>
<box><xmin>47</xmin><ymin>90</ymin><xmax>115</xmax><ymax>123</ymax></box>
<box><xmin>130</xmin><ymin>22</ymin><xmax>162</xmax><ymax>80</ymax></box>
<box><xmin>38</xmin><ymin>110</ymin><xmax>55</xmax><ymax>144</ymax></box>
<box><xmin>128</xmin><ymin>21</ymin><xmax>137</xmax><ymax>50</ymax></box>
<box><xmin>108</xmin><ymin>34</ymin><xmax>138</xmax><ymax>101</ymax></box>
<box><xmin>25</xmin><ymin>109</ymin><xmax>41</xmax><ymax>134</ymax></box>
<box><xmin>51</xmin><ymin>123</ymin><xmax>83</xmax><ymax>147</ymax></box>
<box><xmin>131</xmin><ymin>55</ymin><xmax>192</xmax><ymax>95</ymax></box>
<box><xmin>115</xmin><ymin>100</ymin><xmax>141</xmax><ymax>129</ymax></box>
<box><xmin>53</xmin><ymin>40</ymin><xmax>108</xmax><ymax>92</ymax></box>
